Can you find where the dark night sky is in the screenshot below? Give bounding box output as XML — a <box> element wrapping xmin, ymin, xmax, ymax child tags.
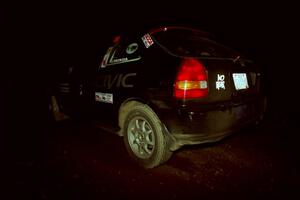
<box><xmin>3</xmin><ymin>1</ymin><xmax>299</xmax><ymax>127</ymax></box>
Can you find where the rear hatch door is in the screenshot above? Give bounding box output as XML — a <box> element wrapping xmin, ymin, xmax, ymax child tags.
<box><xmin>202</xmin><ymin>57</ymin><xmax>260</xmax><ymax>104</ymax></box>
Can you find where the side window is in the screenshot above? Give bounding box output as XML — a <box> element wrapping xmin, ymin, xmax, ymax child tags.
<box><xmin>108</xmin><ymin>40</ymin><xmax>141</xmax><ymax>65</ymax></box>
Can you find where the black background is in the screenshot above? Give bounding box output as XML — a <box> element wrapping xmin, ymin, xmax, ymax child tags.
<box><xmin>3</xmin><ymin>1</ymin><xmax>298</xmax><ymax>119</ymax></box>
<box><xmin>3</xmin><ymin>1</ymin><xmax>299</xmax><ymax>198</ymax></box>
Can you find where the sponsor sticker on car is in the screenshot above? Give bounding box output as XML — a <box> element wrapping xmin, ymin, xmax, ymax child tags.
<box><xmin>142</xmin><ymin>33</ymin><xmax>154</xmax><ymax>48</ymax></box>
<box><xmin>95</xmin><ymin>92</ymin><xmax>113</xmax><ymax>104</ymax></box>
<box><xmin>126</xmin><ymin>43</ymin><xmax>139</xmax><ymax>54</ymax></box>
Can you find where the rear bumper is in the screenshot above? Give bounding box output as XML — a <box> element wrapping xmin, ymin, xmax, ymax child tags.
<box><xmin>156</xmin><ymin>96</ymin><xmax>266</xmax><ymax>150</ymax></box>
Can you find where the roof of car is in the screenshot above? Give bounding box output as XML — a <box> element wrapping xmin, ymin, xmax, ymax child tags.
<box><xmin>149</xmin><ymin>26</ymin><xmax>207</xmax><ymax>34</ymax></box>
<box><xmin>148</xmin><ymin>26</ymin><xmax>213</xmax><ymax>38</ymax></box>
<box><xmin>113</xmin><ymin>25</ymin><xmax>215</xmax><ymax>41</ymax></box>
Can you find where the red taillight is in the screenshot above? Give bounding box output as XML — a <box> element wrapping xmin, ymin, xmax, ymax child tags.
<box><xmin>174</xmin><ymin>58</ymin><xmax>208</xmax><ymax>99</ymax></box>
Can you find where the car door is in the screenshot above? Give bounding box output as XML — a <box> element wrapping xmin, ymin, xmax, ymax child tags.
<box><xmin>95</xmin><ymin>36</ymin><xmax>143</xmax><ymax>119</ymax></box>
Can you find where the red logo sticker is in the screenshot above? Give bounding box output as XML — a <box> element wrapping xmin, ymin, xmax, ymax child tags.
<box><xmin>142</xmin><ymin>33</ymin><xmax>154</xmax><ymax>48</ymax></box>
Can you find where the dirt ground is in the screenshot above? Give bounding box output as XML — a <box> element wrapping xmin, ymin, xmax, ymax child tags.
<box><xmin>8</xmin><ymin>115</ymin><xmax>299</xmax><ymax>200</ymax></box>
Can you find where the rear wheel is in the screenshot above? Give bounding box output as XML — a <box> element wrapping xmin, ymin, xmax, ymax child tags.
<box><xmin>123</xmin><ymin>102</ymin><xmax>172</xmax><ymax>168</ymax></box>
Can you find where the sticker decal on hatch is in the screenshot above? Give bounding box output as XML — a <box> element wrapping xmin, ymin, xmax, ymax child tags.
<box><xmin>216</xmin><ymin>74</ymin><xmax>225</xmax><ymax>90</ymax></box>
<box><xmin>141</xmin><ymin>33</ymin><xmax>153</xmax><ymax>48</ymax></box>
<box><xmin>95</xmin><ymin>92</ymin><xmax>113</xmax><ymax>104</ymax></box>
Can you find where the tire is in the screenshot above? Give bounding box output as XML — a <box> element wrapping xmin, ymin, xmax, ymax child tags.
<box><xmin>123</xmin><ymin>102</ymin><xmax>172</xmax><ymax>168</ymax></box>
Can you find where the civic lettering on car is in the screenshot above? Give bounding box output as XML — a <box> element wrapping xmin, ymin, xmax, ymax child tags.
<box><xmin>97</xmin><ymin>73</ymin><xmax>137</xmax><ymax>89</ymax></box>
<box><xmin>216</xmin><ymin>74</ymin><xmax>225</xmax><ymax>90</ymax></box>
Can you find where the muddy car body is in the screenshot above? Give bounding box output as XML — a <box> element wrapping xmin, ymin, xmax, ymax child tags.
<box><xmin>51</xmin><ymin>26</ymin><xmax>267</xmax><ymax>168</ymax></box>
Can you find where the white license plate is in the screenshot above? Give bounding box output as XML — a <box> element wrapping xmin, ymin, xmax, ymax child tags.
<box><xmin>232</xmin><ymin>73</ymin><xmax>249</xmax><ymax>90</ymax></box>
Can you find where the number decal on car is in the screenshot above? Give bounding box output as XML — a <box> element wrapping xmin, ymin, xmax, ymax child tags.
<box><xmin>216</xmin><ymin>74</ymin><xmax>226</xmax><ymax>90</ymax></box>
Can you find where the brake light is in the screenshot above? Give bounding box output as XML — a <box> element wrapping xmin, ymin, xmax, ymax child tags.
<box><xmin>174</xmin><ymin>58</ymin><xmax>208</xmax><ymax>99</ymax></box>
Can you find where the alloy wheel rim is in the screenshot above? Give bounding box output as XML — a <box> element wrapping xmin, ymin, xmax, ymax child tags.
<box><xmin>127</xmin><ymin>116</ymin><xmax>155</xmax><ymax>159</ymax></box>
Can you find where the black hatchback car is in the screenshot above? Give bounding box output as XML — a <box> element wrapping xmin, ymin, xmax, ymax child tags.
<box><xmin>50</xmin><ymin>26</ymin><xmax>267</xmax><ymax>168</ymax></box>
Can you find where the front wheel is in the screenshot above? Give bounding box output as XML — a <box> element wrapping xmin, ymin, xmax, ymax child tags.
<box><xmin>123</xmin><ymin>103</ymin><xmax>172</xmax><ymax>169</ymax></box>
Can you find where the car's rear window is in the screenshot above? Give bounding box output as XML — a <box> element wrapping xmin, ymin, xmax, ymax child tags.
<box><xmin>151</xmin><ymin>28</ymin><xmax>240</xmax><ymax>58</ymax></box>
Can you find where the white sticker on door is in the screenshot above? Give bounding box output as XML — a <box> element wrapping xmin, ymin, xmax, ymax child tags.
<box><xmin>95</xmin><ymin>92</ymin><xmax>113</xmax><ymax>104</ymax></box>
